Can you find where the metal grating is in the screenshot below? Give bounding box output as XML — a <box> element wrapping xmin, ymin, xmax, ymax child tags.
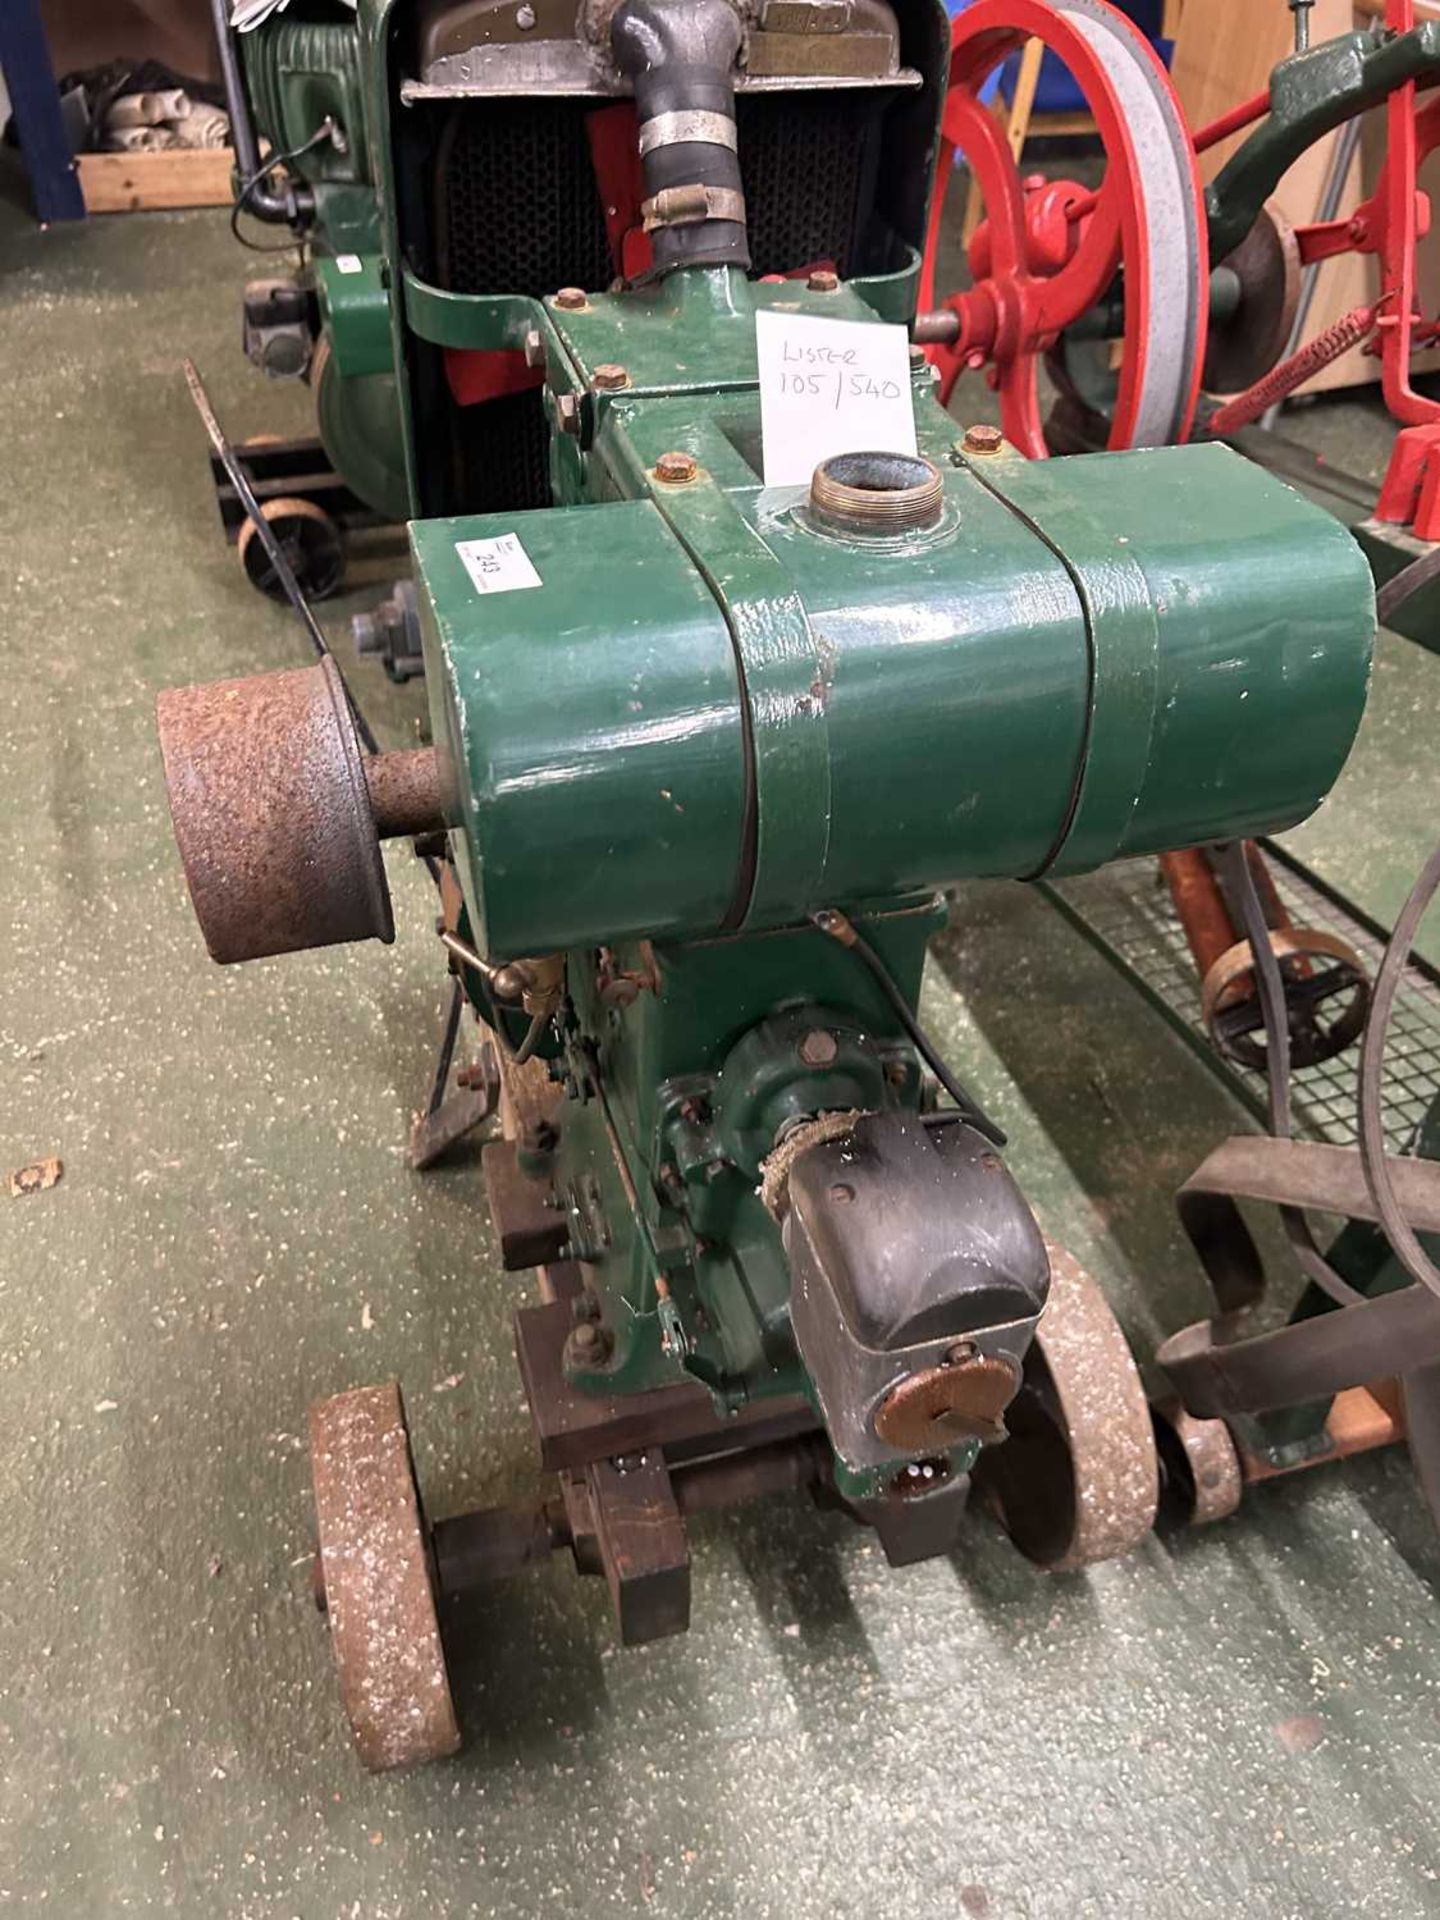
<box><xmin>736</xmin><ymin>92</ymin><xmax>878</xmax><ymax>279</ymax></box>
<box><xmin>1044</xmin><ymin>847</ymin><xmax>1440</xmax><ymax>1154</ymax></box>
<box><xmin>455</xmin><ymin>385</ymin><xmax>551</xmax><ymax>512</ymax></box>
<box><xmin>433</xmin><ymin>92</ymin><xmax>882</xmax><ymax>297</ymax></box>
<box><xmin>436</xmin><ymin>99</ymin><xmax>615</xmax><ymax>296</ymax></box>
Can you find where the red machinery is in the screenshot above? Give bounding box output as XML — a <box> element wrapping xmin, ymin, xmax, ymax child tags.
<box><xmin>919</xmin><ymin>0</ymin><xmax>1440</xmax><ymax>547</ymax></box>
<box><xmin>917</xmin><ymin>0</ymin><xmax>1440</xmax><ymax>1530</ymax></box>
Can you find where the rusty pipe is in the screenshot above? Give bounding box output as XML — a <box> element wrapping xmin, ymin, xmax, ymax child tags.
<box><xmin>1159</xmin><ymin>848</ymin><xmax>1239</xmax><ymax>980</ymax></box>
<box><xmin>1160</xmin><ymin>843</ymin><xmax>1302</xmax><ymax>1007</ymax></box>
<box><xmin>363</xmin><ymin>747</ymin><xmax>447</xmax><ymax>840</ymax></box>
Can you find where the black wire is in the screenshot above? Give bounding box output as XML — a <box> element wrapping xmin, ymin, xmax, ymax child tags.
<box><xmin>1218</xmin><ymin>841</ymin><xmax>1363</xmax><ymax>1307</ymax></box>
<box><xmin>424</xmin><ymin>977</ymin><xmax>465</xmax><ymax>1118</ymax></box>
<box><xmin>812</xmin><ymin>911</ymin><xmax>1006</xmax><ymax>1147</ymax></box>
<box><xmin>510</xmin><ymin>1009</ymin><xmax>549</xmax><ymax>1067</ymax></box>
<box><xmin>228</xmin><ymin>121</ymin><xmax>331</xmax><ymax>253</ymax></box>
<box><xmin>182</xmin><ymin>359</ymin><xmax>356</xmax><ymax>708</ymax></box>
<box><xmin>1358</xmin><ymin>840</ymin><xmax>1440</xmax><ymax>1299</ymax></box>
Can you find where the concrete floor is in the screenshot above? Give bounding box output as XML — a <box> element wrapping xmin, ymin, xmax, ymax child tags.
<box><xmin>4</xmin><ymin>189</ymin><xmax>1440</xmax><ymax>1919</ymax></box>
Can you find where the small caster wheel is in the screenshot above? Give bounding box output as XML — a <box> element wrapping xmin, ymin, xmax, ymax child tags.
<box><xmin>973</xmin><ymin>1243</ymin><xmax>1158</xmax><ymax>1571</ymax></box>
<box><xmin>238</xmin><ymin>495</ymin><xmax>344</xmax><ymax>601</ymax></box>
<box><xmin>1152</xmin><ymin>1396</ymin><xmax>1243</xmax><ymax>1528</ymax></box>
<box><xmin>309</xmin><ymin>1382</ymin><xmax>461</xmax><ymax>1771</ymax></box>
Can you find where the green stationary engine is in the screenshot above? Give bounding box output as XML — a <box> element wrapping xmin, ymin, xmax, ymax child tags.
<box><xmin>214</xmin><ymin>1</ymin><xmax>410</xmax><ymax>539</ymax></box>
<box><xmin>162</xmin><ymin>0</ymin><xmax>1376</xmax><ymax>1772</ymax></box>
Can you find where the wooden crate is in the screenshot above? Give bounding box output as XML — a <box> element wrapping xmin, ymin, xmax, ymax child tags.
<box><xmin>76</xmin><ymin>146</ymin><xmax>237</xmax><ymax>214</ymax></box>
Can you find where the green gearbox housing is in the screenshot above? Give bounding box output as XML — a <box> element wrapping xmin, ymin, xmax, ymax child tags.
<box><xmin>171</xmin><ymin>0</ymin><xmax>1374</xmax><ymax>1511</ymax></box>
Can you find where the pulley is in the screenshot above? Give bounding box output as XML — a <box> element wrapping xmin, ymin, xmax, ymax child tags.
<box><xmin>917</xmin><ymin>0</ymin><xmax>1208</xmax><ymax>456</ymax></box>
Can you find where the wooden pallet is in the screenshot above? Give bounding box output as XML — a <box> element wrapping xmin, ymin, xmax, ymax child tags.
<box><xmin>76</xmin><ymin>145</ymin><xmax>236</xmax><ymax>214</ymax></box>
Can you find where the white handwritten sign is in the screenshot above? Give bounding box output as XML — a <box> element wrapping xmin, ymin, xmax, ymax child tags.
<box><xmin>454</xmin><ymin>531</ymin><xmax>542</xmax><ymax>596</ymax></box>
<box><xmin>755</xmin><ymin>309</ymin><xmax>917</xmax><ymax>488</ymax></box>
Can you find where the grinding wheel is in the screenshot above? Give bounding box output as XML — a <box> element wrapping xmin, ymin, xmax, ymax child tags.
<box><xmin>310</xmin><ymin>1383</ymin><xmax>461</xmax><ymax>1771</ymax></box>
<box><xmin>973</xmin><ymin>1242</ymin><xmax>1158</xmax><ymax>1570</ymax></box>
<box><xmin>1203</xmin><ymin>203</ymin><xmax>1301</xmax><ymax>396</ymax></box>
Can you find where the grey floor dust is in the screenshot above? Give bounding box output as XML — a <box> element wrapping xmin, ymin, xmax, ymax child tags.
<box><xmin>3</xmin><ymin>184</ymin><xmax>1440</xmax><ymax>1919</ymax></box>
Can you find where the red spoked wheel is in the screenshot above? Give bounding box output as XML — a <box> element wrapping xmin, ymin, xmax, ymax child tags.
<box><xmin>919</xmin><ymin>0</ymin><xmax>1208</xmax><ymax>456</ymax></box>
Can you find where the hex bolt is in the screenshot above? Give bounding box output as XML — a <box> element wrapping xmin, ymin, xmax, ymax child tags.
<box><xmin>798</xmin><ymin>1028</ymin><xmax>839</xmax><ymax>1068</ymax></box>
<box><xmin>613</xmin><ymin>1451</ymin><xmax>649</xmax><ymax>1474</ymax></box>
<box><xmin>523</xmin><ymin>328</ymin><xmax>546</xmax><ymax>370</ymax></box>
<box><xmin>593</xmin><ymin>363</ymin><xmax>630</xmax><ymax>391</ymax></box>
<box><xmin>554</xmin><ymin>286</ymin><xmax>588</xmax><ymax>311</ymax></box>
<box><xmin>808</xmin><ymin>268</ymin><xmax>839</xmax><ymax>293</ymax></box>
<box><xmin>962</xmin><ymin>423</ymin><xmax>1004</xmax><ymax>455</ymax></box>
<box><xmin>655</xmin><ymin>450</ymin><xmax>699</xmax><ymax>485</ymax></box>
<box><xmin>516</xmin><ymin>1</ymin><xmax>536</xmax><ymax>24</ymax></box>
<box><xmin>555</xmin><ymin>392</ymin><xmax>581</xmax><ymax>436</ymax></box>
<box><xmin>944</xmin><ymin>1340</ymin><xmax>979</xmax><ymax>1367</ymax></box>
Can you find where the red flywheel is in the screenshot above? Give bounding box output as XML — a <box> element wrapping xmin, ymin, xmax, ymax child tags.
<box><xmin>919</xmin><ymin>0</ymin><xmax>1209</xmax><ymax>456</ymax></box>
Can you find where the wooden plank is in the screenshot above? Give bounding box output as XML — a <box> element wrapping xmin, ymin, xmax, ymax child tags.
<box><xmin>1028</xmin><ymin>110</ymin><xmax>1097</xmax><ymax>137</ymax></box>
<box><xmin>481</xmin><ymin>1139</ymin><xmax>569</xmax><ymax>1272</ymax></box>
<box><xmin>77</xmin><ymin>146</ymin><xmax>236</xmax><ymax>213</ymax></box>
<box><xmin>586</xmin><ymin>1452</ymin><xmax>691</xmax><ymax>1646</ymax></box>
<box><xmin>1241</xmin><ymin>1384</ymin><xmax>1404</xmax><ymax>1483</ymax></box>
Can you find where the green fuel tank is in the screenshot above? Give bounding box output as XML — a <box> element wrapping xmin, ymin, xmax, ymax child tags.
<box><xmin>415</xmin><ymin>362</ymin><xmax>1372</xmax><ymax>962</ymax></box>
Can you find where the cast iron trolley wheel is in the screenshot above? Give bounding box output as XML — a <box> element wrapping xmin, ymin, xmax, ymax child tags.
<box><xmin>1200</xmin><ymin>927</ymin><xmax>1371</xmax><ymax>1073</ymax></box>
<box><xmin>237</xmin><ymin>494</ymin><xmax>345</xmax><ymax>602</ymax></box>
<box><xmin>309</xmin><ymin>1383</ymin><xmax>461</xmax><ymax>1771</ymax></box>
<box><xmin>1151</xmin><ymin>1395</ymin><xmax>1244</xmax><ymax>1529</ymax></box>
<box><xmin>973</xmin><ymin>1243</ymin><xmax>1158</xmax><ymax>1569</ymax></box>
<box><xmin>918</xmin><ymin>0</ymin><xmax>1207</xmax><ymax>455</ymax></box>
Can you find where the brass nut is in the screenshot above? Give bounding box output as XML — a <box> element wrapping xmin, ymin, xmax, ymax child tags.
<box><xmin>655</xmin><ymin>450</ymin><xmax>699</xmax><ymax>485</ymax></box>
<box><xmin>555</xmin><ymin>392</ymin><xmax>581</xmax><ymax>436</ymax></box>
<box><xmin>523</xmin><ymin>328</ymin><xmax>546</xmax><ymax>370</ymax></box>
<box><xmin>593</xmin><ymin>363</ymin><xmax>630</xmax><ymax>391</ymax></box>
<box><xmin>962</xmin><ymin>423</ymin><xmax>1004</xmax><ymax>455</ymax></box>
<box><xmin>554</xmin><ymin>286</ymin><xmax>587</xmax><ymax>311</ymax></box>
<box><xmin>808</xmin><ymin>268</ymin><xmax>839</xmax><ymax>293</ymax></box>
